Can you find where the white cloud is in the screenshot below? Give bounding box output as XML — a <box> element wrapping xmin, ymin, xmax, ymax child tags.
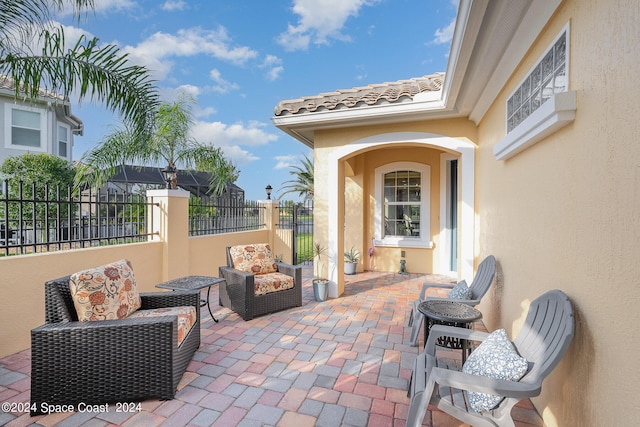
<box><xmin>261</xmin><ymin>55</ymin><xmax>284</xmax><ymax>81</ymax></box>
<box><xmin>277</xmin><ymin>0</ymin><xmax>379</xmax><ymax>51</ymax></box>
<box><xmin>274</xmin><ymin>154</ymin><xmax>299</xmax><ymax>170</ymax></box>
<box><xmin>162</xmin><ymin>0</ymin><xmax>187</xmax><ymax>11</ymax></box>
<box><xmin>432</xmin><ymin>18</ymin><xmax>456</xmax><ymax>45</ymax></box>
<box><xmin>190</xmin><ymin>120</ymin><xmax>279</xmax><ymax>164</ymax></box>
<box><xmin>121</xmin><ymin>27</ymin><xmax>258</xmax><ymax>80</ymax></box>
<box><xmin>209</xmin><ymin>69</ymin><xmax>239</xmax><ymax>93</ymax></box>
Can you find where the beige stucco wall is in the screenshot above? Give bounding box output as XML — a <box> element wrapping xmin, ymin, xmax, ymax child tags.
<box><xmin>313</xmin><ymin>120</ymin><xmax>477</xmax><ymax>287</ymax></box>
<box><xmin>475</xmin><ymin>0</ymin><xmax>640</xmax><ymax>425</ymax></box>
<box><xmin>0</xmin><ymin>196</ymin><xmax>281</xmax><ymax>358</ymax></box>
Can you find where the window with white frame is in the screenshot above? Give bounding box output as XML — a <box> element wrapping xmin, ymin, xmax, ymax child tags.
<box><xmin>374</xmin><ymin>162</ymin><xmax>431</xmax><ymax>248</ymax></box>
<box><xmin>507</xmin><ymin>29</ymin><xmax>567</xmax><ymax>133</ymax></box>
<box><xmin>58</xmin><ymin>124</ymin><xmax>69</xmax><ymax>157</ymax></box>
<box><xmin>4</xmin><ymin>104</ymin><xmax>47</xmax><ymax>151</ymax></box>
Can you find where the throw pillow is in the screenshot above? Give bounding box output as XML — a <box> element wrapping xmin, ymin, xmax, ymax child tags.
<box><xmin>229</xmin><ymin>243</ymin><xmax>278</xmax><ymax>274</ymax></box>
<box><xmin>69</xmin><ymin>259</ymin><xmax>142</xmax><ymax>321</ymax></box>
<box><xmin>447</xmin><ymin>280</ymin><xmax>472</xmax><ymax>300</ymax></box>
<box><xmin>462</xmin><ymin>328</ymin><xmax>529</xmax><ymax>412</ymax></box>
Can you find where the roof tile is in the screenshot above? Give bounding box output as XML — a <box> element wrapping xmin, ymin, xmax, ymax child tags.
<box><xmin>274</xmin><ymin>73</ymin><xmax>444</xmax><ymax>116</ymax></box>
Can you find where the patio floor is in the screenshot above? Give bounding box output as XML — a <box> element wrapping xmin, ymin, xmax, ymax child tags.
<box><xmin>0</xmin><ymin>268</ymin><xmax>544</xmax><ymax>427</ymax></box>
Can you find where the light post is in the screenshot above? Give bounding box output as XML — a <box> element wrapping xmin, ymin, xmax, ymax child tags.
<box><xmin>161</xmin><ymin>164</ymin><xmax>177</xmax><ymax>189</ymax></box>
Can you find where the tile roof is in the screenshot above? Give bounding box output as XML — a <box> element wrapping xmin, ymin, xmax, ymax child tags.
<box><xmin>274</xmin><ymin>72</ymin><xmax>444</xmax><ymax>116</ymax></box>
<box><xmin>0</xmin><ymin>75</ymin><xmax>65</xmax><ymax>101</ymax></box>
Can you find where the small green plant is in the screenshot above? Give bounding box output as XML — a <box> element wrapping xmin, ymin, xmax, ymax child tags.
<box><xmin>313</xmin><ymin>242</ymin><xmax>327</xmax><ymax>279</ymax></box>
<box><xmin>344</xmin><ymin>246</ymin><xmax>360</xmax><ymax>263</ymax></box>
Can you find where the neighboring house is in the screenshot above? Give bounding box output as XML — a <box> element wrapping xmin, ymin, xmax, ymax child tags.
<box><xmin>273</xmin><ymin>0</ymin><xmax>638</xmax><ymax>426</ymax></box>
<box><xmin>0</xmin><ymin>76</ymin><xmax>83</xmax><ymax>165</ymax></box>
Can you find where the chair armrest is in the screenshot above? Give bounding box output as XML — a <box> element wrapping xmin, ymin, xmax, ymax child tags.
<box><xmin>276</xmin><ymin>262</ymin><xmax>302</xmax><ymax>286</ymax></box>
<box><xmin>140</xmin><ymin>290</ymin><xmax>199</xmax><ymax>310</ymax></box>
<box><xmin>425</xmin><ymin>325</ymin><xmax>490</xmax><ymax>355</ymax></box>
<box><xmin>32</xmin><ymin>316</ymin><xmax>179</xmax><ymax>350</ymax></box>
<box><xmin>219</xmin><ymin>266</ymin><xmax>253</xmax><ymax>285</ymax></box>
<box><xmin>430</xmin><ymin>366</ymin><xmax>542</xmax><ymax>398</ymax></box>
<box><xmin>419</xmin><ymin>282</ymin><xmax>455</xmax><ymax>299</ymax></box>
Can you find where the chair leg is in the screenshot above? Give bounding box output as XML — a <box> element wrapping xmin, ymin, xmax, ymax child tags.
<box><xmin>407</xmin><ymin>352</ymin><xmax>437</xmax><ymax>427</ymax></box>
<box><xmin>409</xmin><ymin>304</ymin><xmax>423</xmax><ymax>347</ymax></box>
<box><xmin>408</xmin><ymin>307</ymin><xmax>414</xmax><ymax>326</ymax></box>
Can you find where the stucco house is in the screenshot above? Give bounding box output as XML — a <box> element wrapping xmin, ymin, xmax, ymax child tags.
<box><xmin>0</xmin><ymin>76</ymin><xmax>83</xmax><ymax>165</ymax></box>
<box><xmin>273</xmin><ymin>0</ymin><xmax>639</xmax><ymax>425</ymax></box>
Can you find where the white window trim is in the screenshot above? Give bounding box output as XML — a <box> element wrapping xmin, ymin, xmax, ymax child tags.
<box><xmin>495</xmin><ymin>23</ymin><xmax>574</xmax><ymax>161</ymax></box>
<box><xmin>374</xmin><ymin>161</ymin><xmax>432</xmax><ymax>248</ymax></box>
<box><xmin>4</xmin><ymin>104</ymin><xmax>47</xmax><ymax>152</ymax></box>
<box><xmin>494</xmin><ymin>90</ymin><xmax>576</xmax><ymax>160</ymax></box>
<box><xmin>57</xmin><ymin>123</ymin><xmax>71</xmax><ymax>158</ymax></box>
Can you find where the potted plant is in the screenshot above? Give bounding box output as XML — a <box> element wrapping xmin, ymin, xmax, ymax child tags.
<box><xmin>344</xmin><ymin>246</ymin><xmax>360</xmax><ymax>275</ymax></box>
<box><xmin>312</xmin><ymin>242</ymin><xmax>329</xmax><ymax>301</ymax></box>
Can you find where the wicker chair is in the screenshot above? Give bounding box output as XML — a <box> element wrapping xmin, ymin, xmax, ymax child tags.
<box><xmin>30</xmin><ymin>276</ymin><xmax>201</xmax><ymax>415</ymax></box>
<box><xmin>219</xmin><ymin>245</ymin><xmax>302</xmax><ymax>320</ymax></box>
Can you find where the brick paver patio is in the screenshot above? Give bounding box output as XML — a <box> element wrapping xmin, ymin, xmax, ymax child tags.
<box><xmin>0</xmin><ymin>267</ymin><xmax>544</xmax><ymax>426</ymax></box>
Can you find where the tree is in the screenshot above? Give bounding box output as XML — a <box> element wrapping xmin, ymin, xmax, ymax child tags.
<box><xmin>278</xmin><ymin>153</ymin><xmax>314</xmax><ymax>200</ymax></box>
<box><xmin>0</xmin><ymin>153</ymin><xmax>77</xmax><ymax>225</ymax></box>
<box><xmin>76</xmin><ymin>95</ymin><xmax>238</xmax><ymax>196</ymax></box>
<box><xmin>0</xmin><ymin>0</ymin><xmax>158</xmax><ymax>136</ymax></box>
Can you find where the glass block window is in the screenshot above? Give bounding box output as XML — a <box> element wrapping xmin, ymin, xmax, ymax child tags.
<box><xmin>507</xmin><ymin>30</ymin><xmax>567</xmax><ymax>133</ymax></box>
<box><xmin>383</xmin><ymin>170</ymin><xmax>421</xmax><ymax>238</ymax></box>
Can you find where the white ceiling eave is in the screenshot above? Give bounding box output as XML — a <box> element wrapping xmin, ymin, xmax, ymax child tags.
<box><xmin>465</xmin><ymin>0</ymin><xmax>564</xmax><ymax>124</ymax></box>
<box><xmin>272</xmin><ymin>96</ymin><xmax>450</xmax><ymax>146</ymax></box>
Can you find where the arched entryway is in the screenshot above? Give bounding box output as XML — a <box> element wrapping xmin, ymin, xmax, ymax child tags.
<box><xmin>326</xmin><ymin>132</ymin><xmax>475</xmax><ymax>297</ymax></box>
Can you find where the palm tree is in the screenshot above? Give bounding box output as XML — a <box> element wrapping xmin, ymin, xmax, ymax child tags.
<box><xmin>0</xmin><ymin>0</ymin><xmax>158</xmax><ymax>135</ymax></box>
<box><xmin>278</xmin><ymin>153</ymin><xmax>314</xmax><ymax>200</ymax></box>
<box><xmin>76</xmin><ymin>95</ymin><xmax>238</xmax><ymax>196</ymax></box>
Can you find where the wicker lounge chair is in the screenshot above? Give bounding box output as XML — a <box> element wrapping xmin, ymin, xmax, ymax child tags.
<box><xmin>219</xmin><ymin>244</ymin><xmax>302</xmax><ymax>320</ymax></box>
<box><xmin>407</xmin><ymin>289</ymin><xmax>574</xmax><ymax>427</ymax></box>
<box><xmin>30</xmin><ymin>274</ymin><xmax>200</xmax><ymax>415</ymax></box>
<box><xmin>408</xmin><ymin>255</ymin><xmax>496</xmax><ymax>346</ymax></box>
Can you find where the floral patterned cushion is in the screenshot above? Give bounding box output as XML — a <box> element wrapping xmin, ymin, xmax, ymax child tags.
<box><xmin>229</xmin><ymin>243</ymin><xmax>278</xmax><ymax>274</ymax></box>
<box><xmin>447</xmin><ymin>280</ymin><xmax>472</xmax><ymax>300</ymax></box>
<box><xmin>128</xmin><ymin>306</ymin><xmax>197</xmax><ymax>346</ymax></box>
<box><xmin>69</xmin><ymin>259</ymin><xmax>141</xmax><ymax>322</ymax></box>
<box><xmin>462</xmin><ymin>328</ymin><xmax>529</xmax><ymax>412</ymax></box>
<box><xmin>254</xmin><ymin>272</ymin><xmax>295</xmax><ymax>296</ymax></box>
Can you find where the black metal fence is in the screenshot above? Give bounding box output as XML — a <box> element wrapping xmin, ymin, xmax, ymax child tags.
<box><xmin>278</xmin><ymin>199</ymin><xmax>314</xmax><ymax>264</ymax></box>
<box><xmin>1</xmin><ymin>181</ymin><xmax>157</xmax><ymax>256</ymax></box>
<box><xmin>189</xmin><ymin>196</ymin><xmax>265</xmax><ymax>236</ymax></box>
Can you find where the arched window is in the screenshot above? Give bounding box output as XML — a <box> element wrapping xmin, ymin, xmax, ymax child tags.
<box><xmin>374</xmin><ymin>162</ymin><xmax>432</xmax><ymax>248</ymax></box>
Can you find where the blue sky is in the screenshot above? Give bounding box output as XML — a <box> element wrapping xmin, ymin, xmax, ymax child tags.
<box><xmin>56</xmin><ymin>0</ymin><xmax>457</xmax><ymax>201</ymax></box>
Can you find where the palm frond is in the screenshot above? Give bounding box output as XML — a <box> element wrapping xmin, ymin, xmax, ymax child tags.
<box><xmin>278</xmin><ymin>153</ymin><xmax>314</xmax><ymax>200</ymax></box>
<box><xmin>1</xmin><ymin>28</ymin><xmax>158</xmax><ymax>135</ymax></box>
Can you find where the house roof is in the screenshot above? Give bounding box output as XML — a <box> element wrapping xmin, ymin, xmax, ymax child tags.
<box><xmin>272</xmin><ymin>0</ymin><xmax>564</xmax><ymax>148</ymax></box>
<box><xmin>0</xmin><ymin>75</ymin><xmax>65</xmax><ymax>102</ymax></box>
<box><xmin>274</xmin><ymin>73</ymin><xmax>444</xmax><ymax>116</ymax></box>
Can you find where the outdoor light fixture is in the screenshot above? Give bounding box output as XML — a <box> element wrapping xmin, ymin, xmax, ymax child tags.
<box><xmin>265</xmin><ymin>184</ymin><xmax>273</xmax><ymax>200</ymax></box>
<box><xmin>162</xmin><ymin>164</ymin><xmax>177</xmax><ymax>189</ymax></box>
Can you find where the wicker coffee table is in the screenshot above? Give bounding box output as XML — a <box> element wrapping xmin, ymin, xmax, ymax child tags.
<box><xmin>417</xmin><ymin>300</ymin><xmax>482</xmax><ymax>363</ymax></box>
<box><xmin>157</xmin><ymin>275</ymin><xmax>225</xmax><ymax>322</ymax></box>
